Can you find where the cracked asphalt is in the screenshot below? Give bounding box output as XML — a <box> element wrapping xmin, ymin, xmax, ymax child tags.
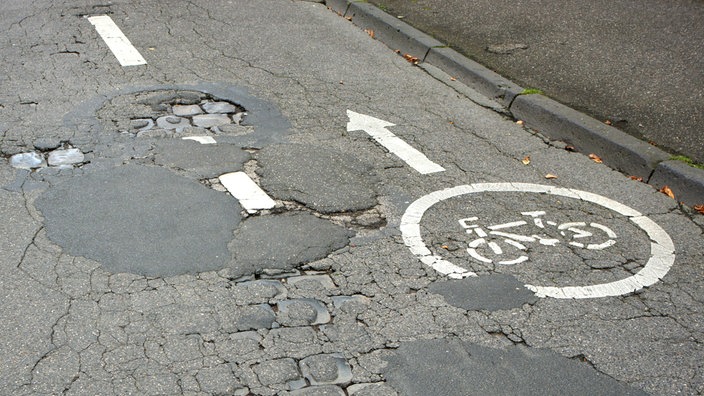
<box><xmin>1</xmin><ymin>0</ymin><xmax>703</xmax><ymax>395</ymax></box>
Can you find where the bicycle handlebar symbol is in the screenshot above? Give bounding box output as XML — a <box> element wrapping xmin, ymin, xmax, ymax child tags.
<box><xmin>459</xmin><ymin>211</ymin><xmax>617</xmax><ymax>265</ymax></box>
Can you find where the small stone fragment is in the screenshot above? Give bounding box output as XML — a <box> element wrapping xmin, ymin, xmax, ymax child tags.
<box><xmin>253</xmin><ymin>358</ymin><xmax>301</xmax><ymax>386</ymax></box>
<box><xmin>193</xmin><ymin>114</ymin><xmax>231</xmax><ymax>128</ymax></box>
<box><xmin>202</xmin><ymin>101</ymin><xmax>237</xmax><ymax>114</ymax></box>
<box><xmin>48</xmin><ymin>148</ymin><xmax>85</xmax><ymax>166</ymax></box>
<box><xmin>231</xmin><ymin>112</ymin><xmax>246</xmax><ymax>124</ymax></box>
<box><xmin>10</xmin><ymin>152</ymin><xmax>46</xmax><ymax>169</ymax></box>
<box><xmin>33</xmin><ymin>138</ymin><xmax>61</xmax><ymax>151</ymax></box>
<box><xmin>172</xmin><ymin>104</ymin><xmax>203</xmax><ymax>116</ymax></box>
<box><xmin>299</xmin><ymin>353</ymin><xmax>353</xmax><ymax>385</ymax></box>
<box><xmin>277</xmin><ymin>299</ymin><xmax>331</xmax><ymax>326</ymax></box>
<box><xmin>130</xmin><ymin>119</ymin><xmax>154</xmax><ymax>131</ymax></box>
<box><xmin>156</xmin><ymin>115</ymin><xmax>191</xmax><ymax>130</ymax></box>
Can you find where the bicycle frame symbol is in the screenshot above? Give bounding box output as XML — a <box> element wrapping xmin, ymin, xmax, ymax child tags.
<box><xmin>458</xmin><ymin>211</ymin><xmax>617</xmax><ymax>265</ymax></box>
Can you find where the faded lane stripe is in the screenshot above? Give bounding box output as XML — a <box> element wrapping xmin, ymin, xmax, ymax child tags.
<box><xmin>219</xmin><ymin>172</ymin><xmax>276</xmax><ymax>213</ymax></box>
<box><xmin>87</xmin><ymin>15</ymin><xmax>147</xmax><ymax>66</ymax></box>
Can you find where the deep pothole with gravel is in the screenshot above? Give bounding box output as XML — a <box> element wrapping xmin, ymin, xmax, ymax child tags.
<box><xmin>96</xmin><ymin>89</ymin><xmax>250</xmax><ymax>139</ymax></box>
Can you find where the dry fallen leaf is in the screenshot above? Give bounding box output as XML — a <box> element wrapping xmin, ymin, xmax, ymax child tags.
<box><xmin>629</xmin><ymin>175</ymin><xmax>644</xmax><ymax>182</ymax></box>
<box><xmin>441</xmin><ymin>245</ymin><xmax>449</xmax><ymax>249</ymax></box>
<box><xmin>364</xmin><ymin>29</ymin><xmax>375</xmax><ymax>39</ymax></box>
<box><xmin>565</xmin><ymin>145</ymin><xmax>577</xmax><ymax>152</ymax></box>
<box><xmin>660</xmin><ymin>185</ymin><xmax>675</xmax><ymax>199</ymax></box>
<box><xmin>545</xmin><ymin>173</ymin><xmax>558</xmax><ymax>179</ymax></box>
<box><xmin>694</xmin><ymin>205</ymin><xmax>704</xmax><ymax>215</ymax></box>
<box><xmin>403</xmin><ymin>53</ymin><xmax>420</xmax><ymax>64</ymax></box>
<box><xmin>604</xmin><ymin>119</ymin><xmax>612</xmax><ymax>125</ymax></box>
<box><xmin>522</xmin><ymin>156</ymin><xmax>531</xmax><ymax>165</ymax></box>
<box><xmin>516</xmin><ymin>120</ymin><xmax>525</xmax><ymax>126</ymax></box>
<box><xmin>588</xmin><ymin>153</ymin><xmax>603</xmax><ymax>163</ymax></box>
<box><xmin>450</xmin><ymin>77</ymin><xmax>457</xmax><ymax>81</ymax></box>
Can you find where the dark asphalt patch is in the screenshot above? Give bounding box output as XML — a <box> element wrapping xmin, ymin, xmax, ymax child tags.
<box><xmin>256</xmin><ymin>144</ymin><xmax>378</xmax><ymax>214</ymax></box>
<box><xmin>428</xmin><ymin>273</ymin><xmax>538</xmax><ymax>311</ymax></box>
<box><xmin>383</xmin><ymin>338</ymin><xmax>648</xmax><ymax>396</ymax></box>
<box><xmin>153</xmin><ymin>139</ymin><xmax>250</xmax><ymax>179</ymax></box>
<box><xmin>227</xmin><ymin>212</ymin><xmax>354</xmax><ymax>277</ymax></box>
<box><xmin>36</xmin><ymin>164</ymin><xmax>241</xmax><ymax>276</ymax></box>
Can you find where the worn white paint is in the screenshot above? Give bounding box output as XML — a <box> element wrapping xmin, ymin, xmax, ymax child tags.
<box><xmin>182</xmin><ymin>136</ymin><xmax>217</xmax><ymax>144</ymax></box>
<box><xmin>346</xmin><ymin>110</ymin><xmax>445</xmax><ymax>174</ymax></box>
<box><xmin>87</xmin><ymin>15</ymin><xmax>147</xmax><ymax>66</ymax></box>
<box><xmin>219</xmin><ymin>172</ymin><xmax>276</xmax><ymax>213</ymax></box>
<box><xmin>400</xmin><ymin>183</ymin><xmax>676</xmax><ymax>298</ymax></box>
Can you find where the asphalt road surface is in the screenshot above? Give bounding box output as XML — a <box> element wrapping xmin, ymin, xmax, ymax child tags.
<box><xmin>1</xmin><ymin>0</ymin><xmax>703</xmax><ymax>395</ymax></box>
<box><xmin>370</xmin><ymin>0</ymin><xmax>704</xmax><ymax>163</ymax></box>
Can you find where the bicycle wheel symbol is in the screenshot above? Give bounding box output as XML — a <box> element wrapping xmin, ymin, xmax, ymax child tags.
<box><xmin>400</xmin><ymin>183</ymin><xmax>675</xmax><ymax>299</ymax></box>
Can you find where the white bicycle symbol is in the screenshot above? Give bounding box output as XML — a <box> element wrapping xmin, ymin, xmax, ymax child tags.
<box><xmin>459</xmin><ymin>211</ymin><xmax>617</xmax><ymax>265</ymax></box>
<box><xmin>401</xmin><ymin>183</ymin><xmax>676</xmax><ymax>299</ymax></box>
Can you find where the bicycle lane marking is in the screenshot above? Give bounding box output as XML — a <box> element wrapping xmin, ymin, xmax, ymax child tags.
<box><xmin>400</xmin><ymin>183</ymin><xmax>676</xmax><ymax>299</ymax></box>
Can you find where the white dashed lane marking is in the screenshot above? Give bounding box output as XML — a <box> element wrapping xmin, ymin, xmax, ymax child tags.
<box><xmin>347</xmin><ymin>110</ymin><xmax>445</xmax><ymax>175</ymax></box>
<box><xmin>87</xmin><ymin>15</ymin><xmax>147</xmax><ymax>66</ymax></box>
<box><xmin>182</xmin><ymin>136</ymin><xmax>217</xmax><ymax>144</ymax></box>
<box><xmin>219</xmin><ymin>172</ymin><xmax>276</xmax><ymax>214</ymax></box>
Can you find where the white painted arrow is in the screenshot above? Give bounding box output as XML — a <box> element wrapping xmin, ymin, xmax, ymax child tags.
<box><xmin>346</xmin><ymin>110</ymin><xmax>445</xmax><ymax>174</ymax></box>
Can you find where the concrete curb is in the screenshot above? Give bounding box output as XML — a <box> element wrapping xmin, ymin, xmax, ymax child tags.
<box><xmin>324</xmin><ymin>0</ymin><xmax>704</xmax><ymax>206</ymax></box>
<box><xmin>510</xmin><ymin>94</ymin><xmax>671</xmax><ymax>180</ymax></box>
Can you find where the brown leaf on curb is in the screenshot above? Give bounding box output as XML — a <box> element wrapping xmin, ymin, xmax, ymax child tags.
<box><xmin>629</xmin><ymin>175</ymin><xmax>644</xmax><ymax>182</ymax></box>
<box><xmin>604</xmin><ymin>119</ymin><xmax>612</xmax><ymax>125</ymax></box>
<box><xmin>522</xmin><ymin>156</ymin><xmax>531</xmax><ymax>165</ymax></box>
<box><xmin>565</xmin><ymin>145</ymin><xmax>577</xmax><ymax>152</ymax></box>
<box><xmin>450</xmin><ymin>77</ymin><xmax>457</xmax><ymax>81</ymax></box>
<box><xmin>660</xmin><ymin>185</ymin><xmax>675</xmax><ymax>199</ymax></box>
<box><xmin>516</xmin><ymin>120</ymin><xmax>525</xmax><ymax>126</ymax></box>
<box><xmin>545</xmin><ymin>173</ymin><xmax>558</xmax><ymax>179</ymax></box>
<box><xmin>403</xmin><ymin>54</ymin><xmax>420</xmax><ymax>64</ymax></box>
<box><xmin>364</xmin><ymin>29</ymin><xmax>375</xmax><ymax>39</ymax></box>
<box><xmin>588</xmin><ymin>153</ymin><xmax>603</xmax><ymax>163</ymax></box>
<box><xmin>694</xmin><ymin>205</ymin><xmax>704</xmax><ymax>215</ymax></box>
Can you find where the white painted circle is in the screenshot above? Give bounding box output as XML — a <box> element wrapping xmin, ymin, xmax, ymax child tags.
<box><xmin>400</xmin><ymin>183</ymin><xmax>676</xmax><ymax>299</ymax></box>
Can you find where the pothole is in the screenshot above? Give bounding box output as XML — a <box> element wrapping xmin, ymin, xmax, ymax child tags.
<box><xmin>96</xmin><ymin>89</ymin><xmax>250</xmax><ymax>139</ymax></box>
